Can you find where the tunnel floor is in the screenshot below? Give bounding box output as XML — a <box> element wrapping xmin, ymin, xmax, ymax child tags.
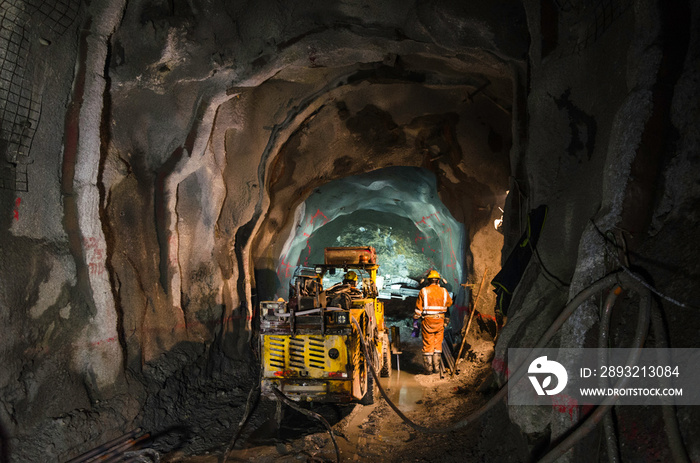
<box><xmin>162</xmin><ymin>320</ymin><xmax>522</xmax><ymax>463</ymax></box>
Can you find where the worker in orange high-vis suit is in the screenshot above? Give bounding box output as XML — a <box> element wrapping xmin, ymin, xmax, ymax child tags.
<box><xmin>414</xmin><ymin>270</ymin><xmax>453</xmax><ymax>374</ymax></box>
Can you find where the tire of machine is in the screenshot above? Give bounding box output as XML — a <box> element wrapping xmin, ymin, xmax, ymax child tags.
<box><xmin>380</xmin><ymin>333</ymin><xmax>391</xmax><ymax>378</ymax></box>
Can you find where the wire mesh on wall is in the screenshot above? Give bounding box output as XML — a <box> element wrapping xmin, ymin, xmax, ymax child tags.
<box><xmin>0</xmin><ymin>0</ymin><xmax>80</xmax><ymax>191</ymax></box>
<box><xmin>26</xmin><ymin>0</ymin><xmax>80</xmax><ymax>36</ymax></box>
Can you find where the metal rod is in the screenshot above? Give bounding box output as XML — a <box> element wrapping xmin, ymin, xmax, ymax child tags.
<box><xmin>65</xmin><ymin>429</ymin><xmax>142</xmax><ymax>463</ymax></box>
<box><xmin>455</xmin><ymin>269</ymin><xmax>488</xmax><ymax>371</ymax></box>
<box><xmin>98</xmin><ymin>433</ymin><xmax>151</xmax><ymax>463</ymax></box>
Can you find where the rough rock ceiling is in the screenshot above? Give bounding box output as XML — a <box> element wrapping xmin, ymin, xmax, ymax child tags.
<box><xmin>20</xmin><ymin>0</ymin><xmax>700</xmax><ymax>461</ymax></box>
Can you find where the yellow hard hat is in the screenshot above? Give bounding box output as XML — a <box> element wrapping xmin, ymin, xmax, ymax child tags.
<box><xmin>345</xmin><ymin>271</ymin><xmax>358</xmax><ymax>281</ymax></box>
<box><xmin>427</xmin><ymin>270</ymin><xmax>441</xmax><ymax>280</ymax></box>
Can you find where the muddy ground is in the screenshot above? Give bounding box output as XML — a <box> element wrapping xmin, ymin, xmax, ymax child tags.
<box><xmin>164</xmin><ymin>320</ymin><xmax>528</xmax><ymax>463</ymax></box>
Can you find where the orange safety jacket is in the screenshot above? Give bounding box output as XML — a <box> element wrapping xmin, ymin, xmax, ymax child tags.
<box><xmin>414</xmin><ymin>284</ymin><xmax>453</xmax><ymax>319</ymax></box>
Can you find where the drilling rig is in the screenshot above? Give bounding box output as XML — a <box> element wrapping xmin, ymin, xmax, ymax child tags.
<box><xmin>259</xmin><ymin>247</ymin><xmax>391</xmax><ymax>404</ymax></box>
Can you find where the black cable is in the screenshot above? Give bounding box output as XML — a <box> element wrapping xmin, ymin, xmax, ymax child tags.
<box><xmin>528</xmin><ymin>238</ymin><xmax>570</xmax><ymax>290</ymax></box>
<box><xmin>589</xmin><ymin>218</ymin><xmax>700</xmax><ymax>310</ymax></box>
<box><xmin>621</xmin><ymin>265</ymin><xmax>699</xmax><ymax>310</ymax></box>
<box><xmin>271</xmin><ymin>388</ymin><xmax>340</xmax><ymax>463</ymax></box>
<box><xmin>351</xmin><ymin>270</ymin><xmax>653</xmax><ymax>443</ymax></box>
<box><xmin>221</xmin><ymin>373</ymin><xmax>262</xmax><ymax>463</ymax></box>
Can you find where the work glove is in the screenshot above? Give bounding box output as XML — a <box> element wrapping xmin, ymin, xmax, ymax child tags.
<box><xmin>444</xmin><ymin>317</ymin><xmax>450</xmax><ymax>327</ymax></box>
<box><xmin>411</xmin><ymin>319</ymin><xmax>420</xmax><ymax>337</ymax></box>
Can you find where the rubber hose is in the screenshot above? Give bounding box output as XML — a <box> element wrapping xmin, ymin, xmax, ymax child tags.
<box><xmin>351</xmin><ymin>271</ymin><xmax>627</xmax><ymax>434</ymax></box>
<box><xmin>271</xmin><ymin>387</ymin><xmax>340</xmax><ymax>463</ymax></box>
<box><xmin>650</xmin><ymin>300</ymin><xmax>691</xmax><ymax>463</ymax></box>
<box><xmin>599</xmin><ymin>286</ymin><xmax>621</xmax><ymax>463</ymax></box>
<box><xmin>537</xmin><ymin>277</ymin><xmax>652</xmax><ymax>463</ymax></box>
<box><xmin>353</xmin><ymin>267</ymin><xmax>655</xmax><ymax>463</ymax></box>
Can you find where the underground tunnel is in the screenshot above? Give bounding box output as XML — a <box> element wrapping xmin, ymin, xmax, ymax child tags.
<box><xmin>1</xmin><ymin>0</ymin><xmax>699</xmax><ymax>462</ymax></box>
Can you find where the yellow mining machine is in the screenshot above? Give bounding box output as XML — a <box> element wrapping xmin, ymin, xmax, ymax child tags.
<box><xmin>259</xmin><ymin>247</ymin><xmax>391</xmax><ymax>404</ymax></box>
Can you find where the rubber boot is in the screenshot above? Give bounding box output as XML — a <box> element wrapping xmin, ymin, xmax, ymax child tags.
<box><xmin>433</xmin><ymin>353</ymin><xmax>442</xmax><ymax>375</ymax></box>
<box><xmin>423</xmin><ymin>355</ymin><xmax>433</xmax><ymax>374</ymax></box>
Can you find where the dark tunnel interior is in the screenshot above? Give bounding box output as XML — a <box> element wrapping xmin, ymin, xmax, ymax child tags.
<box><xmin>1</xmin><ymin>0</ymin><xmax>700</xmax><ymax>462</ymax></box>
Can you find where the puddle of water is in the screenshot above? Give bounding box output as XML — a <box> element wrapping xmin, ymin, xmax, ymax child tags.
<box><xmin>380</xmin><ymin>360</ymin><xmax>425</xmax><ymax>412</ymax></box>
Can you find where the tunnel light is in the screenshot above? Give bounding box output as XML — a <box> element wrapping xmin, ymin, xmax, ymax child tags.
<box><xmin>494</xmin><ymin>206</ymin><xmax>504</xmax><ymax>231</ymax></box>
<box><xmin>376</xmin><ymin>275</ymin><xmax>384</xmax><ymax>290</ymax></box>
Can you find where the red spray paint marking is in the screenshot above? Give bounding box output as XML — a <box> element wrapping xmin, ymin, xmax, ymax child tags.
<box><xmin>415</xmin><ymin>217</ymin><xmax>459</xmax><ymax>280</ymax></box>
<box><xmin>477</xmin><ymin>312</ymin><xmax>497</xmax><ymax>322</ymax></box>
<box><xmin>442</xmin><ymin>227</ymin><xmax>458</xmax><ymax>269</ymax></box>
<box><xmin>89</xmin><ymin>336</ymin><xmax>117</xmax><ymax>347</ymax></box>
<box><xmin>492</xmin><ymin>357</ymin><xmax>510</xmax><ymax>379</ymax></box>
<box><xmin>82</xmin><ymin>237</ymin><xmax>106</xmax><ymax>276</ymax></box>
<box><xmin>82</xmin><ymin>237</ymin><xmax>97</xmax><ymax>249</ymax></box>
<box><xmin>454</xmin><ymin>305</ymin><xmax>470</xmax><ymax>320</ymax></box>
<box><xmin>13</xmin><ymin>197</ymin><xmax>21</xmax><ymax>220</ymax></box>
<box><xmin>303</xmin><ymin>240</ymin><xmax>312</xmax><ymax>266</ymax></box>
<box><xmin>416</xmin><ymin>212</ymin><xmax>443</xmax><ymax>226</ymax></box>
<box><xmin>277</xmin><ymin>256</ymin><xmax>293</xmax><ymax>278</ymax></box>
<box><xmin>552</xmin><ymin>394</ymin><xmax>578</xmax><ymax>421</ymax></box>
<box><xmin>309</xmin><ymin>208</ymin><xmax>329</xmax><ymax>225</ymax></box>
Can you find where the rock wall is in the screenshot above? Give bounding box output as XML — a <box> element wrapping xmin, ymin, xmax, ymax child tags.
<box><xmin>495</xmin><ymin>0</ymin><xmax>700</xmax><ymax>460</ymax></box>
<box><xmin>3</xmin><ymin>0</ymin><xmax>697</xmax><ymax>461</ymax></box>
<box><xmin>1</xmin><ymin>0</ymin><xmax>523</xmax><ymax>460</ymax></box>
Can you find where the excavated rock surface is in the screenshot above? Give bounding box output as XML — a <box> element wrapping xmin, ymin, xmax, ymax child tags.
<box><xmin>2</xmin><ymin>0</ymin><xmax>699</xmax><ymax>461</ymax></box>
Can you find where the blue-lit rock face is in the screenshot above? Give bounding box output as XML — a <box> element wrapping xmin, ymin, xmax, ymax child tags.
<box><xmin>308</xmin><ymin>212</ymin><xmax>433</xmax><ymax>279</ymax></box>
<box><xmin>276</xmin><ymin>167</ymin><xmax>465</xmax><ymax>296</ymax></box>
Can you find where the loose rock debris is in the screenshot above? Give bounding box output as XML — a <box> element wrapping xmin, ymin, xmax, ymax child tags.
<box><xmin>163</xmin><ymin>323</ymin><xmax>517</xmax><ymax>463</ymax></box>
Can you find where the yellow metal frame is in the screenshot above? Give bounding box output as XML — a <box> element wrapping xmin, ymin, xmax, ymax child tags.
<box><xmin>260</xmin><ymin>262</ymin><xmax>388</xmax><ymax>402</ymax></box>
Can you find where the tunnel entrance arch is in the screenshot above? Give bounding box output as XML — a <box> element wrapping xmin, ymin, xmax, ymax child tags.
<box><xmin>241</xmin><ymin>53</ymin><xmax>515</xmax><ymax>338</ymax></box>
<box><xmin>269</xmin><ymin>167</ymin><xmax>466</xmax><ymax>303</ymax></box>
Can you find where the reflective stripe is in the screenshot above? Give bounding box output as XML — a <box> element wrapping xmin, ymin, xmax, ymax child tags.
<box><xmin>423</xmin><ymin>306</ymin><xmax>446</xmax><ymax>314</ymax></box>
<box><xmin>420</xmin><ymin>286</ymin><xmax>448</xmax><ymax>316</ymax></box>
